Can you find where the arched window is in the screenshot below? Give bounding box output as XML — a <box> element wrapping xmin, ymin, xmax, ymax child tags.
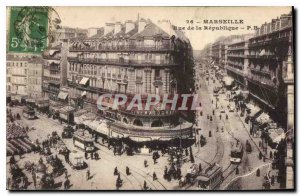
<box><xmin>133</xmin><ymin>119</ymin><xmax>143</xmax><ymax>126</ymax></box>
<box><xmin>151</xmin><ymin>120</ymin><xmax>164</xmax><ymax>127</ymax></box>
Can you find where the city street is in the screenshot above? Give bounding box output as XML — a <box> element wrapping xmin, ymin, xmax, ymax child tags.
<box><xmin>6</xmin><ymin>59</ymin><xmax>283</xmax><ymax>190</ymax></box>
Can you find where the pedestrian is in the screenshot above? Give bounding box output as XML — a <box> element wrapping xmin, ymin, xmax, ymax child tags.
<box><xmin>153</xmin><ymin>172</ymin><xmax>157</xmax><ymax>181</ymax></box>
<box><xmin>113</xmin><ymin>147</ymin><xmax>117</xmax><ymax>156</ymax></box>
<box><xmin>114</xmin><ymin>167</ymin><xmax>119</xmax><ymax>176</ymax></box>
<box><xmin>64</xmin><ymin>178</ymin><xmax>70</xmax><ymax>190</ymax></box>
<box><xmin>94</xmin><ymin>152</ymin><xmax>99</xmax><ymax>160</ymax></box>
<box><xmin>126</xmin><ymin>166</ymin><xmax>130</xmax><ymax>175</ymax></box>
<box><xmin>271</xmin><ymin>175</ymin><xmax>275</xmax><ymax>185</ymax></box>
<box><xmin>256</xmin><ymin>168</ymin><xmax>260</xmax><ymax>177</ymax></box>
<box><xmin>199</xmin><ymin>163</ymin><xmax>202</xmax><ymax>172</ymax></box>
<box><xmin>209</xmin><ymin>130</ymin><xmax>212</xmax><ymax>137</ymax></box>
<box><xmin>65</xmin><ymin>170</ymin><xmax>68</xmax><ymax>179</ymax></box>
<box><xmin>177</xmin><ymin>167</ymin><xmax>182</xmax><ymax>178</ymax></box>
<box><xmin>144</xmin><ymin>160</ymin><xmax>148</xmax><ymax>167</ymax></box>
<box><xmin>219</xmin><ymin>114</ymin><xmax>222</xmax><ymax>120</ymax></box>
<box><xmin>143</xmin><ymin>180</ymin><xmax>147</xmax><ymax>190</ymax></box>
<box><xmin>226</xmin><ymin>114</ymin><xmax>228</xmax><ymax>120</ymax></box>
<box><xmin>86</xmin><ymin>169</ymin><xmax>90</xmax><ymax>180</ymax></box>
<box><xmin>117</xmin><ymin>173</ymin><xmax>122</xmax><ymax>184</ymax></box>
<box><xmin>185</xmin><ymin>148</ymin><xmax>189</xmax><ymax>156</ymax></box>
<box><xmin>212</xmin><ymin>110</ymin><xmax>215</xmax><ymax>115</ymax></box>
<box><xmin>164</xmin><ymin>166</ymin><xmax>168</xmax><ymax>179</ymax></box>
<box><xmin>32</xmin><ymin>171</ymin><xmax>36</xmax><ymax>188</ymax></box>
<box><xmin>236</xmin><ymin>167</ymin><xmax>239</xmax><ymax>175</ymax></box>
<box><xmin>85</xmin><ymin>151</ymin><xmax>88</xmax><ymax>159</ymax></box>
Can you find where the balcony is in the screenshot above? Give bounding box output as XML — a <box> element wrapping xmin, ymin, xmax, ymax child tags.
<box><xmin>67</xmin><ymin>80</ymin><xmax>126</xmax><ymax>94</ymax></box>
<box><xmin>43</xmin><ymin>55</ymin><xmax>61</xmax><ymax>60</ymax></box>
<box><xmin>69</xmin><ymin>44</ymin><xmax>174</xmax><ymax>52</ymax></box>
<box><xmin>247</xmin><ymin>69</ymin><xmax>277</xmax><ymax>88</ymax></box>
<box><xmin>247</xmin><ymin>54</ymin><xmax>278</xmax><ymax>60</ymax></box>
<box><xmin>248</xmin><ymin>32</ymin><xmax>291</xmax><ymax>48</ymax></box>
<box><xmin>154</xmin><ymin>76</ymin><xmax>162</xmax><ymax>81</ymax></box>
<box><xmin>67</xmin><ymin>57</ymin><xmax>176</xmax><ymax>67</ymax></box>
<box><xmin>116</xmin><ymin>75</ymin><xmax>128</xmax><ymax>84</ymax></box>
<box><xmin>227</xmin><ymin>54</ymin><xmax>245</xmax><ymax>58</ymax></box>
<box><xmin>136</xmin><ymin>76</ymin><xmax>143</xmax><ymax>83</ymax></box>
<box><xmin>119</xmin><ymin>109</ymin><xmax>178</xmax><ymax>117</ymax></box>
<box><xmin>226</xmin><ymin>66</ymin><xmax>244</xmax><ymax>76</ymax></box>
<box><xmin>49</xmin><ymin>66</ymin><xmax>60</xmax><ymax>71</ymax></box>
<box><xmin>228</xmin><ymin>46</ymin><xmax>245</xmax><ymax>51</ymax></box>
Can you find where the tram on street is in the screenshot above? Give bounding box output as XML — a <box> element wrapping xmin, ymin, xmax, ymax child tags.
<box><xmin>73</xmin><ymin>129</ymin><xmax>95</xmax><ymax>152</ymax></box>
<box><xmin>196</xmin><ymin>163</ymin><xmax>223</xmax><ymax>190</ymax></box>
<box><xmin>22</xmin><ymin>106</ymin><xmax>36</xmax><ymax>119</ymax></box>
<box><xmin>230</xmin><ymin>140</ymin><xmax>244</xmax><ymax>163</ymax></box>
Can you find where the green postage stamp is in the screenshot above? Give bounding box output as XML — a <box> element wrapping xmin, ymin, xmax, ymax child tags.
<box><xmin>8</xmin><ymin>7</ymin><xmax>49</xmax><ymax>53</ymax></box>
<box><xmin>8</xmin><ymin>6</ymin><xmax>62</xmax><ymax>53</ymax></box>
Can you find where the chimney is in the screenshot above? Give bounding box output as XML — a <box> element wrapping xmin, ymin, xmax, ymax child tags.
<box><xmin>104</xmin><ymin>22</ymin><xmax>115</xmax><ymax>35</ymax></box>
<box><xmin>125</xmin><ymin>20</ymin><xmax>135</xmax><ymax>33</ymax></box>
<box><xmin>138</xmin><ymin>19</ymin><xmax>147</xmax><ymax>33</ymax></box>
<box><xmin>114</xmin><ymin>22</ymin><xmax>122</xmax><ymax>34</ymax></box>
<box><xmin>88</xmin><ymin>28</ymin><xmax>98</xmax><ymax>37</ymax></box>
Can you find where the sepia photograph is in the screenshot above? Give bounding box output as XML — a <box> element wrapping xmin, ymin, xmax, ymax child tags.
<box><xmin>5</xmin><ymin>6</ymin><xmax>295</xmax><ymax>191</ymax></box>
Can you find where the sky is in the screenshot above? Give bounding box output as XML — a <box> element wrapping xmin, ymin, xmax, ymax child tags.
<box><xmin>54</xmin><ymin>6</ymin><xmax>292</xmax><ymax>50</ymax></box>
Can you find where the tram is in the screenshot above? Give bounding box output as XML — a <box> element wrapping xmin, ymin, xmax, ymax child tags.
<box><xmin>230</xmin><ymin>140</ymin><xmax>244</xmax><ymax>163</ymax></box>
<box><xmin>22</xmin><ymin>106</ymin><xmax>35</xmax><ymax>119</ymax></box>
<box><xmin>196</xmin><ymin>163</ymin><xmax>223</xmax><ymax>190</ymax></box>
<box><xmin>73</xmin><ymin>129</ymin><xmax>95</xmax><ymax>152</ymax></box>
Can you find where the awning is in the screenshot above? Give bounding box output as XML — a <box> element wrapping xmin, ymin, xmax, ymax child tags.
<box><xmin>81</xmin><ymin>91</ymin><xmax>87</xmax><ymax>96</ymax></box>
<box><xmin>256</xmin><ymin>112</ymin><xmax>272</xmax><ymax>125</ymax></box>
<box><xmin>246</xmin><ymin>103</ymin><xmax>262</xmax><ymax>117</ymax></box>
<box><xmin>59</xmin><ymin>106</ymin><xmax>75</xmax><ymax>114</ymax></box>
<box><xmin>96</xmin><ymin>121</ymin><xmax>110</xmax><ymax>136</ymax></box>
<box><xmin>79</xmin><ymin>77</ymin><xmax>89</xmax><ymax>85</ymax></box>
<box><xmin>57</xmin><ymin>92</ymin><xmax>68</xmax><ymax>100</ymax></box>
<box><xmin>269</xmin><ymin>128</ymin><xmax>285</xmax><ymax>143</ymax></box>
<box><xmin>222</xmin><ymin>76</ymin><xmax>234</xmax><ymax>86</ymax></box>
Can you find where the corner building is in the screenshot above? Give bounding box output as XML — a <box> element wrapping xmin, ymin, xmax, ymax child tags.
<box><xmin>67</xmin><ymin>19</ymin><xmax>195</xmax><ymax>145</ymax></box>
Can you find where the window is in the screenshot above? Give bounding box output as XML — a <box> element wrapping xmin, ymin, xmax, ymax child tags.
<box><xmin>133</xmin><ymin>119</ymin><xmax>143</xmax><ymax>126</ymax></box>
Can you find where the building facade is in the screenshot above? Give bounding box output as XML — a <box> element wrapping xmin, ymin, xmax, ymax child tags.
<box><xmin>6</xmin><ymin>55</ymin><xmax>30</xmax><ymax>96</ymax></box>
<box><xmin>226</xmin><ymin>40</ymin><xmax>249</xmax><ymax>89</ymax></box>
<box><xmin>27</xmin><ymin>57</ymin><xmax>44</xmax><ymax>98</ymax></box>
<box><xmin>247</xmin><ymin>12</ymin><xmax>293</xmax><ymax>127</ymax></box>
<box><xmin>66</xmin><ymin>19</ymin><xmax>195</xmax><ymax>143</ymax></box>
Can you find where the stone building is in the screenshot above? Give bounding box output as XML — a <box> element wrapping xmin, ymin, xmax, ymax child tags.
<box><xmin>66</xmin><ymin>19</ymin><xmax>195</xmax><ymax>143</ymax></box>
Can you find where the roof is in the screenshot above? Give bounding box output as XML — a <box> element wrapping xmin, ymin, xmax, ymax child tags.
<box><xmin>7</xmin><ymin>123</ymin><xmax>27</xmax><ymax>139</ymax></box>
<box><xmin>131</xmin><ymin>22</ymin><xmax>170</xmax><ymax>39</ymax></box>
<box><xmin>6</xmin><ymin>55</ymin><xmax>30</xmax><ymax>61</ymax></box>
<box><xmin>28</xmin><ymin>56</ymin><xmax>44</xmax><ymax>64</ymax></box>
<box><xmin>57</xmin><ymin>91</ymin><xmax>68</xmax><ymax>100</ymax></box>
<box><xmin>198</xmin><ymin>163</ymin><xmax>222</xmax><ymax>179</ymax></box>
<box><xmin>89</xmin><ymin>27</ymin><xmax>105</xmax><ymax>40</ymax></box>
